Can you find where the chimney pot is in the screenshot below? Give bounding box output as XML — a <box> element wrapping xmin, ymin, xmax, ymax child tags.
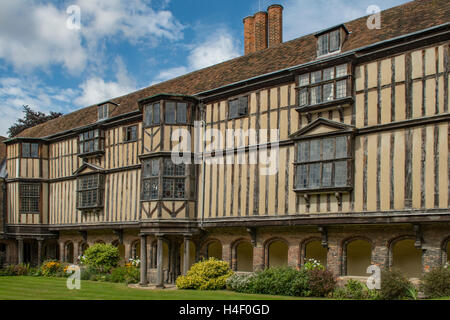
<box><xmin>267</xmin><ymin>4</ymin><xmax>283</xmax><ymax>47</ymax></box>
<box><xmin>243</xmin><ymin>16</ymin><xmax>256</xmax><ymax>55</ymax></box>
<box><xmin>254</xmin><ymin>11</ymin><xmax>268</xmax><ymax>52</ymax></box>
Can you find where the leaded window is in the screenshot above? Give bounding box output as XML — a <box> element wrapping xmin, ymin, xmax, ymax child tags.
<box><xmin>142</xmin><ymin>157</ymin><xmax>187</xmax><ymax>200</ymax></box>
<box><xmin>124</xmin><ymin>125</ymin><xmax>138</xmax><ymax>142</ymax></box>
<box><xmin>317</xmin><ymin>29</ymin><xmax>341</xmax><ymax>56</ymax></box>
<box><xmin>297</xmin><ymin>64</ymin><xmax>350</xmax><ymax>108</ymax></box>
<box><xmin>144</xmin><ymin>103</ymin><xmax>161</xmax><ymax>127</ymax></box>
<box><xmin>98</xmin><ymin>104</ymin><xmax>109</xmax><ymax>121</ymax></box>
<box><xmin>79</xmin><ymin>129</ymin><xmax>104</xmax><ymax>155</ymax></box>
<box><xmin>19</xmin><ymin>183</ymin><xmax>40</xmax><ymax>213</ymax></box>
<box><xmin>165</xmin><ymin>101</ymin><xmax>188</xmax><ymax>125</ymax></box>
<box><xmin>77</xmin><ymin>174</ymin><xmax>104</xmax><ymax>209</ymax></box>
<box><xmin>22</xmin><ymin>143</ymin><xmax>39</xmax><ymax>158</ymax></box>
<box><xmin>294</xmin><ymin>135</ymin><xmax>352</xmax><ymax>191</ymax></box>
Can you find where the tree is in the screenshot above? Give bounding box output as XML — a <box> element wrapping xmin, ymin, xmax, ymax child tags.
<box><xmin>8</xmin><ymin>105</ymin><xmax>63</xmax><ymax>137</ymax></box>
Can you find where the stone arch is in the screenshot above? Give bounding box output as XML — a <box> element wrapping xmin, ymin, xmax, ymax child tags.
<box><xmin>342</xmin><ymin>237</ymin><xmax>373</xmax><ymax>276</ymax></box>
<box><xmin>301</xmin><ymin>237</ymin><xmax>328</xmax><ymax>268</ymax></box>
<box><xmin>389</xmin><ymin>236</ymin><xmax>422</xmax><ymax>278</ymax></box>
<box><xmin>265</xmin><ymin>238</ymin><xmax>289</xmax><ymax>268</ymax></box>
<box><xmin>204</xmin><ymin>239</ymin><xmax>222</xmax><ymax>260</ymax></box>
<box><xmin>64</xmin><ymin>241</ymin><xmax>74</xmax><ymax>263</ymax></box>
<box><xmin>232</xmin><ymin>239</ymin><xmax>253</xmax><ymax>272</ymax></box>
<box><xmin>43</xmin><ymin>240</ymin><xmax>59</xmax><ymax>261</ymax></box>
<box><xmin>79</xmin><ymin>242</ymin><xmax>89</xmax><ymax>256</ymax></box>
<box><xmin>441</xmin><ymin>236</ymin><xmax>450</xmax><ymax>266</ymax></box>
<box><xmin>111</xmin><ymin>240</ymin><xmax>126</xmax><ymax>266</ymax></box>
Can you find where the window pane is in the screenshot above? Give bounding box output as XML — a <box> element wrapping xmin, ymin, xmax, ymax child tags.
<box><xmin>296</xmin><ymin>165</ymin><xmax>308</xmax><ymax>189</ymax></box>
<box><xmin>335</xmin><ymin>136</ymin><xmax>348</xmax><ymax>158</ymax></box>
<box><xmin>229</xmin><ymin>99</ymin><xmax>238</xmax><ymax>118</ymax></box>
<box><xmin>299</xmin><ymin>88</ymin><xmax>308</xmax><ymax>106</ymax></box>
<box><xmin>336</xmin><ymin>80</ymin><xmax>347</xmax><ymax>98</ymax></box>
<box><xmin>336</xmin><ymin>64</ymin><xmax>348</xmax><ymax>77</ymax></box>
<box><xmin>310</xmin><ymin>86</ymin><xmax>322</xmax><ymax>105</ymax></box>
<box><xmin>329</xmin><ymin>30</ymin><xmax>340</xmax><ymax>52</ymax></box>
<box><xmin>318</xmin><ymin>34</ymin><xmax>328</xmax><ymax>56</ymax></box>
<box><xmin>323</xmin><ymin>83</ymin><xmax>334</xmax><ymax>102</ymax></box>
<box><xmin>175</xmin><ymin>178</ymin><xmax>185</xmax><ymax>198</ymax></box>
<box><xmin>151</xmin><ymin>159</ymin><xmax>159</xmax><ymax>176</ymax></box>
<box><xmin>334</xmin><ymin>161</ymin><xmax>348</xmax><ymax>186</ymax></box>
<box><xmin>323</xmin><ymin>67</ymin><xmax>335</xmax><ymax>80</ymax></box>
<box><xmin>177</xmin><ymin>103</ymin><xmax>187</xmax><ymax>123</ymax></box>
<box><xmin>165</xmin><ymin>102</ymin><xmax>176</xmax><ymax>124</ymax></box>
<box><xmin>22</xmin><ymin>143</ymin><xmax>30</xmax><ymax>157</ymax></box>
<box><xmin>175</xmin><ymin>163</ymin><xmax>185</xmax><ymax>176</ymax></box>
<box><xmin>153</xmin><ymin>103</ymin><xmax>160</xmax><ymax>124</ymax></box>
<box><xmin>145</xmin><ymin>104</ymin><xmax>153</xmax><ymax>126</ymax></box>
<box><xmin>163</xmin><ymin>178</ymin><xmax>174</xmax><ymax>198</ymax></box>
<box><xmin>322</xmin><ymin>162</ymin><xmax>332</xmax><ymax>187</ymax></box>
<box><xmin>309</xmin><ymin>163</ymin><xmax>321</xmax><ymax>188</ymax></box>
<box><xmin>311</xmin><ymin>71</ymin><xmax>322</xmax><ymax>84</ymax></box>
<box><xmin>143</xmin><ymin>178</ymin><xmax>159</xmax><ymax>200</ymax></box>
<box><xmin>299</xmin><ymin>74</ymin><xmax>309</xmax><ymax>86</ymax></box>
<box><xmin>310</xmin><ymin>140</ymin><xmax>321</xmax><ymax>161</ymax></box>
<box><xmin>163</xmin><ymin>158</ymin><xmax>174</xmax><ymax>175</ymax></box>
<box><xmin>238</xmin><ymin>96</ymin><xmax>248</xmax><ymax>115</ymax></box>
<box><xmin>298</xmin><ymin>141</ymin><xmax>309</xmax><ymax>162</ymax></box>
<box><xmin>322</xmin><ymin>138</ymin><xmax>335</xmax><ymax>160</ymax></box>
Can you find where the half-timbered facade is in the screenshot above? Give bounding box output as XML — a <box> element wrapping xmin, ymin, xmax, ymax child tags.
<box><xmin>1</xmin><ymin>0</ymin><xmax>449</xmax><ymax>285</ymax></box>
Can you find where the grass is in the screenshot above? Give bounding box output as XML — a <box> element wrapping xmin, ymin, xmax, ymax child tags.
<box><xmin>0</xmin><ymin>276</ymin><xmax>312</xmax><ymax>300</ymax></box>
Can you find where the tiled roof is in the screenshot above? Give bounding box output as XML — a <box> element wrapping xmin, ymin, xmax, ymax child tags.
<box><xmin>17</xmin><ymin>0</ymin><xmax>450</xmax><ymax>139</ymax></box>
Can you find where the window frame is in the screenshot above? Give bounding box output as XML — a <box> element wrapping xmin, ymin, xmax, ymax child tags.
<box><xmin>295</xmin><ymin>63</ymin><xmax>352</xmax><ymax>111</ymax></box>
<box><xmin>78</xmin><ymin>129</ymin><xmax>105</xmax><ymax>157</ymax></box>
<box><xmin>19</xmin><ymin>183</ymin><xmax>41</xmax><ymax>214</ymax></box>
<box><xmin>164</xmin><ymin>100</ymin><xmax>189</xmax><ymax>125</ymax></box>
<box><xmin>21</xmin><ymin>142</ymin><xmax>39</xmax><ymax>158</ymax></box>
<box><xmin>228</xmin><ymin>95</ymin><xmax>249</xmax><ymax>120</ymax></box>
<box><xmin>141</xmin><ymin>157</ymin><xmax>189</xmax><ymax>201</ymax></box>
<box><xmin>76</xmin><ymin>173</ymin><xmax>104</xmax><ymax>210</ymax></box>
<box><xmin>124</xmin><ymin>125</ymin><xmax>138</xmax><ymax>143</ymax></box>
<box><xmin>293</xmin><ymin>134</ymin><xmax>353</xmax><ymax>193</ymax></box>
<box><xmin>317</xmin><ymin>29</ymin><xmax>341</xmax><ymax>57</ymax></box>
<box><xmin>98</xmin><ymin>104</ymin><xmax>109</xmax><ymax>121</ymax></box>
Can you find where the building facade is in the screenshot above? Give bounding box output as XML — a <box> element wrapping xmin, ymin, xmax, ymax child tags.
<box><xmin>0</xmin><ymin>0</ymin><xmax>449</xmax><ymax>286</ymax></box>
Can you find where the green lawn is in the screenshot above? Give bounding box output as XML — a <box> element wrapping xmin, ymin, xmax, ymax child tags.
<box><xmin>0</xmin><ymin>276</ymin><xmax>310</xmax><ymax>300</ymax></box>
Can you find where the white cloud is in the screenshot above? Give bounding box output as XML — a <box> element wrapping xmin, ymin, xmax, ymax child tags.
<box><xmin>153</xmin><ymin>29</ymin><xmax>240</xmax><ymax>83</ymax></box>
<box><xmin>75</xmin><ymin>57</ymin><xmax>137</xmax><ymax>106</ymax></box>
<box><xmin>0</xmin><ymin>77</ymin><xmax>78</xmax><ymax>136</ymax></box>
<box><xmin>0</xmin><ymin>0</ymin><xmax>185</xmax><ymax>74</ymax></box>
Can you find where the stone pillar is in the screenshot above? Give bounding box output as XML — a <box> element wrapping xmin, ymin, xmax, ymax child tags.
<box><xmin>17</xmin><ymin>238</ymin><xmax>24</xmax><ymax>265</ymax></box>
<box><xmin>124</xmin><ymin>242</ymin><xmax>132</xmax><ymax>263</ymax></box>
<box><xmin>288</xmin><ymin>244</ymin><xmax>300</xmax><ymax>269</ymax></box>
<box><xmin>58</xmin><ymin>242</ymin><xmax>65</xmax><ymax>263</ymax></box>
<box><xmin>183</xmin><ymin>235</ymin><xmax>191</xmax><ymax>275</ymax></box>
<box><xmin>139</xmin><ymin>234</ymin><xmax>148</xmax><ymax>286</ymax></box>
<box><xmin>371</xmin><ymin>243</ymin><xmax>388</xmax><ymax>270</ymax></box>
<box><xmin>422</xmin><ymin>246</ymin><xmax>442</xmax><ymax>273</ymax></box>
<box><xmin>156</xmin><ymin>235</ymin><xmax>165</xmax><ymax>288</ymax></box>
<box><xmin>222</xmin><ymin>243</ymin><xmax>232</xmax><ymax>268</ymax></box>
<box><xmin>326</xmin><ymin>241</ymin><xmax>341</xmax><ymax>277</ymax></box>
<box><xmin>37</xmin><ymin>239</ymin><xmax>44</xmax><ymax>266</ymax></box>
<box><xmin>253</xmin><ymin>243</ymin><xmax>265</xmax><ymax>271</ymax></box>
<box><xmin>73</xmin><ymin>241</ymin><xmax>80</xmax><ymax>264</ymax></box>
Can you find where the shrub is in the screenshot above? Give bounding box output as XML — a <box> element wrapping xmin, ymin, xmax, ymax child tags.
<box><xmin>83</xmin><ymin>244</ymin><xmax>120</xmax><ymax>273</ymax></box>
<box><xmin>302</xmin><ymin>259</ymin><xmax>325</xmax><ymax>271</ymax></box>
<box><xmin>176</xmin><ymin>258</ymin><xmax>234</xmax><ymax>290</ymax></box>
<box><xmin>111</xmin><ymin>266</ymin><xmax>140</xmax><ymax>284</ymax></box>
<box><xmin>307</xmin><ymin>269</ymin><xmax>336</xmax><ymax>297</ymax></box>
<box><xmin>420</xmin><ymin>267</ymin><xmax>450</xmax><ymax>298</ymax></box>
<box><xmin>380</xmin><ymin>269</ymin><xmax>413</xmax><ymax>300</ymax></box>
<box><xmin>226</xmin><ymin>273</ymin><xmax>254</xmax><ymax>293</ymax></box>
<box><xmin>39</xmin><ymin>260</ymin><xmax>63</xmax><ymax>277</ymax></box>
<box><xmin>0</xmin><ymin>264</ymin><xmax>33</xmax><ymax>276</ymax></box>
<box><xmin>333</xmin><ymin>279</ymin><xmax>380</xmax><ymax>300</ymax></box>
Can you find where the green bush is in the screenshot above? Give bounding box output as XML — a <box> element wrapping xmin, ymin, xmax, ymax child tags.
<box><xmin>420</xmin><ymin>267</ymin><xmax>450</xmax><ymax>298</ymax></box>
<box><xmin>110</xmin><ymin>266</ymin><xmax>140</xmax><ymax>284</ymax></box>
<box><xmin>333</xmin><ymin>279</ymin><xmax>380</xmax><ymax>300</ymax></box>
<box><xmin>0</xmin><ymin>264</ymin><xmax>33</xmax><ymax>276</ymax></box>
<box><xmin>84</xmin><ymin>244</ymin><xmax>120</xmax><ymax>273</ymax></box>
<box><xmin>226</xmin><ymin>273</ymin><xmax>255</xmax><ymax>292</ymax></box>
<box><xmin>176</xmin><ymin>258</ymin><xmax>234</xmax><ymax>290</ymax></box>
<box><xmin>380</xmin><ymin>269</ymin><xmax>413</xmax><ymax>300</ymax></box>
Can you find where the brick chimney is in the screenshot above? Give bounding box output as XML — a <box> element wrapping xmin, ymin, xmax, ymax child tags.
<box><xmin>268</xmin><ymin>4</ymin><xmax>283</xmax><ymax>47</ymax></box>
<box><xmin>243</xmin><ymin>4</ymin><xmax>283</xmax><ymax>55</ymax></box>
<box><xmin>243</xmin><ymin>16</ymin><xmax>255</xmax><ymax>55</ymax></box>
<box><xmin>254</xmin><ymin>11</ymin><xmax>268</xmax><ymax>52</ymax></box>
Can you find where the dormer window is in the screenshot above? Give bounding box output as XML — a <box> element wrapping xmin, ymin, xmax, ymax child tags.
<box><xmin>98</xmin><ymin>104</ymin><xmax>109</xmax><ymax>121</ymax></box>
<box><xmin>79</xmin><ymin>129</ymin><xmax>105</xmax><ymax>156</ymax></box>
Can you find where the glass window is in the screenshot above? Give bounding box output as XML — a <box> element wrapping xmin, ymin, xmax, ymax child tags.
<box><xmin>310</xmin><ymin>86</ymin><xmax>322</xmax><ymax>105</ymax></box>
<box><xmin>329</xmin><ymin>30</ymin><xmax>340</xmax><ymax>52</ymax></box>
<box><xmin>310</xmin><ymin>140</ymin><xmax>321</xmax><ymax>162</ymax></box>
<box><xmin>125</xmin><ymin>126</ymin><xmax>137</xmax><ymax>142</ymax></box>
<box><xmin>318</xmin><ymin>34</ymin><xmax>328</xmax><ymax>56</ymax></box>
<box><xmin>323</xmin><ymin>83</ymin><xmax>334</xmax><ymax>102</ymax></box>
<box><xmin>19</xmin><ymin>183</ymin><xmax>40</xmax><ymax>213</ymax></box>
<box><xmin>299</xmin><ymin>74</ymin><xmax>309</xmax><ymax>86</ymax></box>
<box><xmin>299</xmin><ymin>88</ymin><xmax>308</xmax><ymax>106</ymax></box>
<box><xmin>77</xmin><ymin>175</ymin><xmax>103</xmax><ymax>209</ymax></box>
<box><xmin>79</xmin><ymin>129</ymin><xmax>104</xmax><ymax>154</ymax></box>
<box><xmin>229</xmin><ymin>97</ymin><xmax>248</xmax><ymax>119</ymax></box>
<box><xmin>98</xmin><ymin>104</ymin><xmax>109</xmax><ymax>121</ymax></box>
<box><xmin>296</xmin><ymin>165</ymin><xmax>308</xmax><ymax>189</ymax></box>
<box><xmin>322</xmin><ymin>138</ymin><xmax>335</xmax><ymax>160</ymax></box>
<box><xmin>336</xmin><ymin>64</ymin><xmax>348</xmax><ymax>77</ymax></box>
<box><xmin>323</xmin><ymin>67</ymin><xmax>335</xmax><ymax>81</ymax></box>
<box><xmin>165</xmin><ymin>102</ymin><xmax>176</xmax><ymax>124</ymax></box>
<box><xmin>144</xmin><ymin>103</ymin><xmax>160</xmax><ymax>126</ymax></box>
<box><xmin>177</xmin><ymin>103</ymin><xmax>187</xmax><ymax>123</ymax></box>
<box><xmin>309</xmin><ymin>163</ymin><xmax>321</xmax><ymax>188</ymax></box>
<box><xmin>298</xmin><ymin>141</ymin><xmax>309</xmax><ymax>163</ymax></box>
<box><xmin>322</xmin><ymin>162</ymin><xmax>333</xmax><ymax>187</ymax></box>
<box><xmin>335</xmin><ymin>136</ymin><xmax>348</xmax><ymax>158</ymax></box>
<box><xmin>311</xmin><ymin>71</ymin><xmax>322</xmax><ymax>84</ymax></box>
<box><xmin>334</xmin><ymin>161</ymin><xmax>348</xmax><ymax>186</ymax></box>
<box><xmin>336</xmin><ymin>80</ymin><xmax>347</xmax><ymax>98</ymax></box>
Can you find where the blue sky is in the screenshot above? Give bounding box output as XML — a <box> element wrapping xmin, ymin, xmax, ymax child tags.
<box><xmin>0</xmin><ymin>0</ymin><xmax>410</xmax><ymax>136</ymax></box>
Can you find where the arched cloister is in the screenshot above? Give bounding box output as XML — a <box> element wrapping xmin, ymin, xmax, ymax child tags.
<box><xmin>266</xmin><ymin>238</ymin><xmax>289</xmax><ymax>268</ymax></box>
<box><xmin>302</xmin><ymin>238</ymin><xmax>328</xmax><ymax>267</ymax></box>
<box><xmin>343</xmin><ymin>238</ymin><xmax>372</xmax><ymax>276</ymax></box>
<box><xmin>390</xmin><ymin>237</ymin><xmax>422</xmax><ymax>278</ymax></box>
<box><xmin>206</xmin><ymin>240</ymin><xmax>222</xmax><ymax>260</ymax></box>
<box><xmin>234</xmin><ymin>240</ymin><xmax>253</xmax><ymax>272</ymax></box>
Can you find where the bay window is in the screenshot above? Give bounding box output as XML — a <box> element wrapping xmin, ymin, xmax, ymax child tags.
<box><xmin>19</xmin><ymin>183</ymin><xmax>40</xmax><ymax>213</ymax></box>
<box><xmin>79</xmin><ymin>129</ymin><xmax>104</xmax><ymax>156</ymax></box>
<box><xmin>77</xmin><ymin>174</ymin><xmax>104</xmax><ymax>210</ymax></box>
